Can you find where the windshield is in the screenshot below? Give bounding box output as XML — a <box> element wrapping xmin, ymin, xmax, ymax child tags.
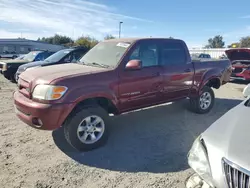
<box><xmin>45</xmin><ymin>49</ymin><xmax>72</xmax><ymax>62</ymax></box>
<box><xmin>23</xmin><ymin>51</ymin><xmax>40</xmax><ymax>61</ymax></box>
<box><xmin>79</xmin><ymin>41</ymin><xmax>130</xmax><ymax>68</ymax></box>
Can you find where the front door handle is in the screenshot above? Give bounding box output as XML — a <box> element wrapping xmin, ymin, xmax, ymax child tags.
<box><xmin>184</xmin><ymin>68</ymin><xmax>191</xmax><ymax>72</ymax></box>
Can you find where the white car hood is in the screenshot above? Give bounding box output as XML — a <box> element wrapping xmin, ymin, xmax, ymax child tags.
<box><xmin>202</xmin><ymin>98</ymin><xmax>250</xmax><ymax>172</ymax></box>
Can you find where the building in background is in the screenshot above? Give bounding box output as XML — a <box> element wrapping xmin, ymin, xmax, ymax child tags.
<box><xmin>0</xmin><ymin>38</ymin><xmax>65</xmax><ymax>55</ymax></box>
<box><xmin>189</xmin><ymin>48</ymin><xmax>250</xmax><ymax>59</ymax></box>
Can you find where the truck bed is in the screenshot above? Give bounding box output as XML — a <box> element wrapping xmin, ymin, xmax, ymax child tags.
<box><xmin>192</xmin><ymin>59</ymin><xmax>232</xmax><ymax>85</ymax></box>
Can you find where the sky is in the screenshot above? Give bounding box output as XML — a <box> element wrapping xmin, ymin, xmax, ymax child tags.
<box><xmin>0</xmin><ymin>0</ymin><xmax>250</xmax><ymax>48</ymax></box>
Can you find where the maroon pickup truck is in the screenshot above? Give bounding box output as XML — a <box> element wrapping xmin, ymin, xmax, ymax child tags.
<box><xmin>14</xmin><ymin>38</ymin><xmax>232</xmax><ymax>151</ymax></box>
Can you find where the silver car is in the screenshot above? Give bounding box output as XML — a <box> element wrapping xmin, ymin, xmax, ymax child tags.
<box><xmin>186</xmin><ymin>84</ymin><xmax>250</xmax><ymax>188</ymax></box>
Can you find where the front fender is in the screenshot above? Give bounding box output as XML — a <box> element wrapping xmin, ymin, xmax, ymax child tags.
<box><xmin>63</xmin><ymin>85</ymin><xmax>119</xmax><ymax>108</ymax></box>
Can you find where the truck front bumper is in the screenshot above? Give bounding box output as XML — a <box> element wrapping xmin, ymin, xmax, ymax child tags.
<box><xmin>14</xmin><ymin>91</ymin><xmax>74</xmax><ymax>130</ymax></box>
<box><xmin>186</xmin><ymin>173</ymin><xmax>212</xmax><ymax>188</ymax></box>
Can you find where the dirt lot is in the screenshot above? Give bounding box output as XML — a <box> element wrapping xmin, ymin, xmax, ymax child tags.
<box><xmin>0</xmin><ymin>74</ymin><xmax>246</xmax><ymax>188</ymax></box>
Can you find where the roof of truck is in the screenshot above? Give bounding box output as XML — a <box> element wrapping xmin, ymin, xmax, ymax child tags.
<box><xmin>103</xmin><ymin>37</ymin><xmax>183</xmax><ymax>43</ymax></box>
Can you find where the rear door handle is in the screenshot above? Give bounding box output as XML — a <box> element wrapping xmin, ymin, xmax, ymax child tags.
<box><xmin>184</xmin><ymin>68</ymin><xmax>192</xmax><ymax>72</ymax></box>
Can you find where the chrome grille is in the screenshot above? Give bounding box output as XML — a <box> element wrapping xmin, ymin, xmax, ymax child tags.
<box><xmin>223</xmin><ymin>158</ymin><xmax>250</xmax><ymax>188</ymax></box>
<box><xmin>18</xmin><ymin>78</ymin><xmax>31</xmax><ymax>98</ymax></box>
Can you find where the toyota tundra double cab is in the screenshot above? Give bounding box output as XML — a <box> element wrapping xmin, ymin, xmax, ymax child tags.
<box><xmin>14</xmin><ymin>38</ymin><xmax>232</xmax><ymax>151</ymax></box>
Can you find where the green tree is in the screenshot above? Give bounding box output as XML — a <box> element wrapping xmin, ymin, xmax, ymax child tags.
<box><xmin>169</xmin><ymin>36</ymin><xmax>174</xmax><ymax>39</ymax></box>
<box><xmin>38</xmin><ymin>34</ymin><xmax>73</xmax><ymax>45</ymax></box>
<box><xmin>205</xmin><ymin>35</ymin><xmax>225</xmax><ymax>48</ymax></box>
<box><xmin>239</xmin><ymin>36</ymin><xmax>250</xmax><ymax>48</ymax></box>
<box><xmin>227</xmin><ymin>42</ymin><xmax>240</xmax><ymax>48</ymax></box>
<box><xmin>75</xmin><ymin>36</ymin><xmax>99</xmax><ymax>49</ymax></box>
<box><xmin>104</xmin><ymin>34</ymin><xmax>115</xmax><ymax>40</ymax></box>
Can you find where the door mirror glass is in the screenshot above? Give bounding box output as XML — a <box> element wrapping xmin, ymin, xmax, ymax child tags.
<box><xmin>243</xmin><ymin>84</ymin><xmax>250</xmax><ymax>97</ymax></box>
<box><xmin>125</xmin><ymin>60</ymin><xmax>142</xmax><ymax>70</ymax></box>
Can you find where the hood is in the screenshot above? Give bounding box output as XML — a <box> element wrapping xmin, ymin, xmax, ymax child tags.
<box><xmin>19</xmin><ymin>63</ymin><xmax>109</xmax><ymax>84</ymax></box>
<box><xmin>202</xmin><ymin>99</ymin><xmax>250</xmax><ymax>170</ymax></box>
<box><xmin>18</xmin><ymin>61</ymin><xmax>45</xmax><ymax>71</ymax></box>
<box><xmin>225</xmin><ymin>49</ymin><xmax>250</xmax><ymax>62</ymax></box>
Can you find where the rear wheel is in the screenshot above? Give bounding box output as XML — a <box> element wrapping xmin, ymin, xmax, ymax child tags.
<box><xmin>64</xmin><ymin>106</ymin><xmax>110</xmax><ymax>151</ymax></box>
<box><xmin>189</xmin><ymin>86</ymin><xmax>214</xmax><ymax>114</ymax></box>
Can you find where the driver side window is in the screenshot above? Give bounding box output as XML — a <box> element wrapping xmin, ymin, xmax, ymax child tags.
<box><xmin>129</xmin><ymin>42</ymin><xmax>159</xmax><ymax>67</ymax></box>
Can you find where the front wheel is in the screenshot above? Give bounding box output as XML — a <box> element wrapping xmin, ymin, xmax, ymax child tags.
<box><xmin>64</xmin><ymin>106</ymin><xmax>110</xmax><ymax>151</ymax></box>
<box><xmin>189</xmin><ymin>86</ymin><xmax>215</xmax><ymax>114</ymax></box>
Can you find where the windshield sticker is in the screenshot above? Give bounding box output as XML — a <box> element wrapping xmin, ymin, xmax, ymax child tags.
<box><xmin>117</xmin><ymin>42</ymin><xmax>130</xmax><ymax>48</ymax></box>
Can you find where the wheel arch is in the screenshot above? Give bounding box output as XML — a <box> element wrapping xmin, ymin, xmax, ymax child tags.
<box><xmin>204</xmin><ymin>77</ymin><xmax>221</xmax><ymax>89</ymax></box>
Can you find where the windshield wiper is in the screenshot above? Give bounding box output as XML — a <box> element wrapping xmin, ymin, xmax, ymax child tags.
<box><xmin>85</xmin><ymin>62</ymin><xmax>110</xmax><ymax>68</ymax></box>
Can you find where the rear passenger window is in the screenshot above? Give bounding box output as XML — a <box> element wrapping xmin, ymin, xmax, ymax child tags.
<box><xmin>160</xmin><ymin>42</ymin><xmax>186</xmax><ymax>66</ymax></box>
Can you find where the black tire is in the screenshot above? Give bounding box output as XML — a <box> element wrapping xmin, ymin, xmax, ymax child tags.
<box><xmin>10</xmin><ymin>74</ymin><xmax>17</xmax><ymax>83</ymax></box>
<box><xmin>64</xmin><ymin>105</ymin><xmax>110</xmax><ymax>152</ymax></box>
<box><xmin>189</xmin><ymin>86</ymin><xmax>214</xmax><ymax>114</ymax></box>
<box><xmin>3</xmin><ymin>74</ymin><xmax>10</xmax><ymax>80</ymax></box>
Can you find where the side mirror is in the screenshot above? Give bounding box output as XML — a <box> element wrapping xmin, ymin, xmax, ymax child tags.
<box><xmin>243</xmin><ymin>84</ymin><xmax>250</xmax><ymax>97</ymax></box>
<box><xmin>125</xmin><ymin>60</ymin><xmax>142</xmax><ymax>70</ymax></box>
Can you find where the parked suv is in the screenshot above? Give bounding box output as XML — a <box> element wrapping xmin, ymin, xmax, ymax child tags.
<box><xmin>14</xmin><ymin>38</ymin><xmax>232</xmax><ymax>151</ymax></box>
<box><xmin>15</xmin><ymin>47</ymin><xmax>88</xmax><ymax>82</ymax></box>
<box><xmin>191</xmin><ymin>53</ymin><xmax>211</xmax><ymax>59</ymax></box>
<box><xmin>0</xmin><ymin>51</ymin><xmax>19</xmax><ymax>59</ymax></box>
<box><xmin>0</xmin><ymin>50</ymin><xmax>54</xmax><ymax>82</ymax></box>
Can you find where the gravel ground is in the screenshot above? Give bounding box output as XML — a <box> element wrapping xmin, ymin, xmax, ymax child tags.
<box><xmin>0</xmin><ymin>74</ymin><xmax>246</xmax><ymax>188</ymax></box>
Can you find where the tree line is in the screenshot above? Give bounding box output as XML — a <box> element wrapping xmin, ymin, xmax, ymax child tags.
<box><xmin>205</xmin><ymin>35</ymin><xmax>250</xmax><ymax>48</ymax></box>
<box><xmin>37</xmin><ymin>34</ymin><xmax>250</xmax><ymax>49</ymax></box>
<box><xmin>37</xmin><ymin>34</ymin><xmax>116</xmax><ymax>50</ymax></box>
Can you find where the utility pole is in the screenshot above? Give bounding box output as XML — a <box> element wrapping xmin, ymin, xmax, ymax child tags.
<box><xmin>119</xmin><ymin>21</ymin><xmax>123</xmax><ymax>38</ymax></box>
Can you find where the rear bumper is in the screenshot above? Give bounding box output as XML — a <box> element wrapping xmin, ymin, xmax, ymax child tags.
<box><xmin>14</xmin><ymin>91</ymin><xmax>74</xmax><ymax>130</ymax></box>
<box><xmin>230</xmin><ymin>76</ymin><xmax>249</xmax><ymax>81</ymax></box>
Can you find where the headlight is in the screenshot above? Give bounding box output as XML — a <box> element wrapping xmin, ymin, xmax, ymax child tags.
<box><xmin>32</xmin><ymin>85</ymin><xmax>68</xmax><ymax>100</ymax></box>
<box><xmin>187</xmin><ymin>136</ymin><xmax>213</xmax><ymax>186</ymax></box>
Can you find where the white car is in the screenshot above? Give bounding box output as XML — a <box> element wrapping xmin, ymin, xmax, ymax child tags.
<box><xmin>186</xmin><ymin>84</ymin><xmax>250</xmax><ymax>188</ymax></box>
